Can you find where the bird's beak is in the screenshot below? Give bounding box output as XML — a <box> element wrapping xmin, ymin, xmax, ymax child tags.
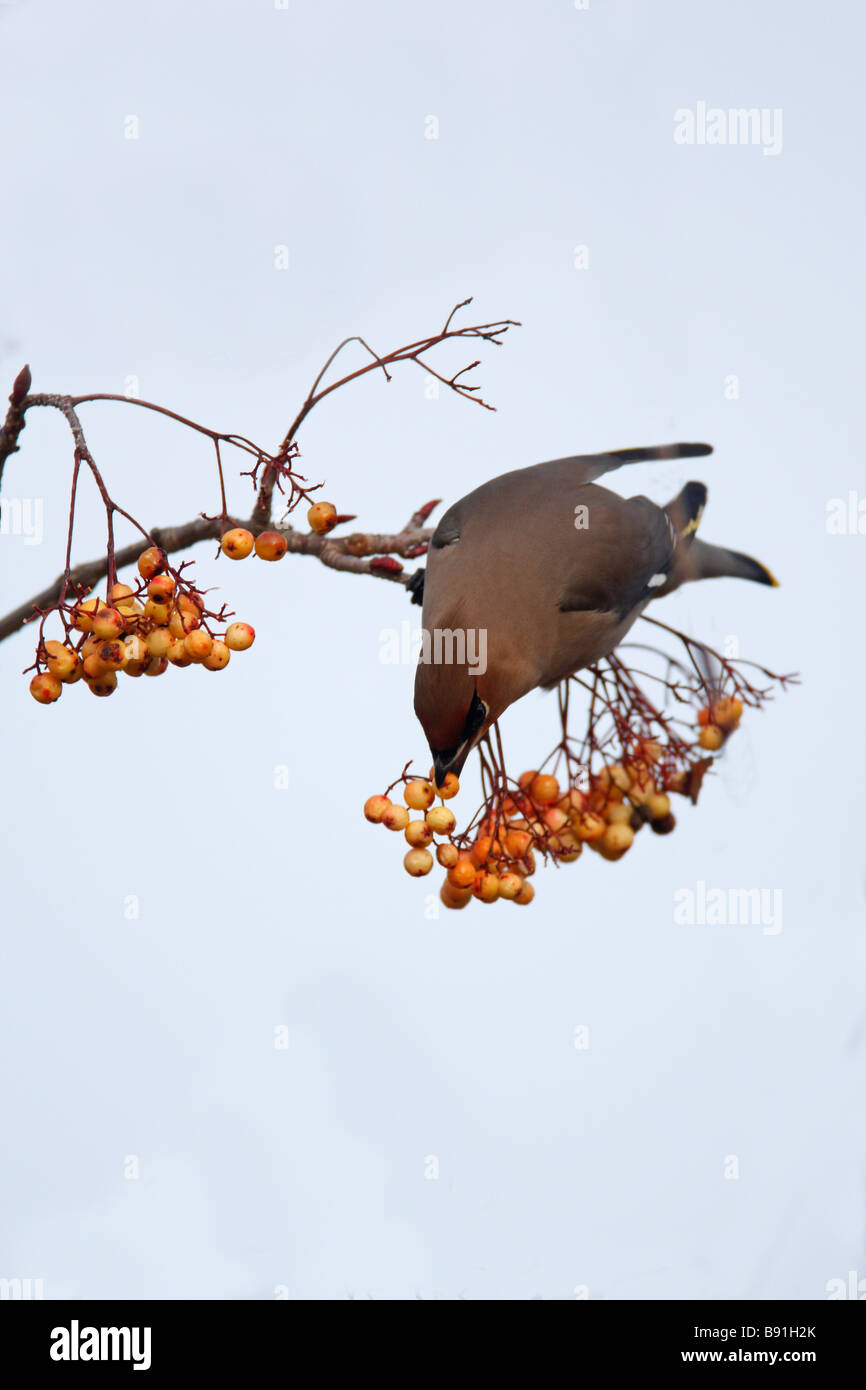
<box><xmin>433</xmin><ymin>748</ymin><xmax>465</xmax><ymax>787</ymax></box>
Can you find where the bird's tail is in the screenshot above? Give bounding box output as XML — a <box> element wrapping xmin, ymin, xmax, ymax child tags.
<box><xmin>686</xmin><ymin>538</ymin><xmax>779</xmax><ymax>587</ymax></box>
<box><xmin>652</xmin><ymin>483</ymin><xmax>779</xmax><ymax>595</ymax></box>
<box><xmin>607</xmin><ymin>442</ymin><xmax>713</xmax><ymax>464</ymax></box>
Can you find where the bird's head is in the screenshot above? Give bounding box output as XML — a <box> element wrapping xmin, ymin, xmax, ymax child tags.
<box><xmin>414</xmin><ymin>660</ymin><xmax>492</xmax><ymax>784</ymax></box>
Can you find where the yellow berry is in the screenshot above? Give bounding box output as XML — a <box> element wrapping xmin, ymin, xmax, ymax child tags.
<box><xmin>513</xmin><ymin>881</ymin><xmax>535</xmax><ymax>906</ymax></box>
<box><xmin>434</xmin><ymin>772</ymin><xmax>460</xmax><ymax>799</ymax></box>
<box><xmin>147</xmin><ymin>574</ymin><xmax>175</xmax><ymax>602</ymax></box>
<box><xmin>145</xmin><ymin>627</ymin><xmax>173</xmax><ymax>659</ymax></box>
<box><xmin>87</xmin><ymin>672</ymin><xmax>118</xmax><ymax>697</ymax></box>
<box><xmin>436</xmin><ymin>843</ymin><xmax>459</xmax><ymax>868</ymax></box>
<box><xmin>405</xmin><ymin>820</ymin><xmax>434</xmax><ymax>849</ymax></box>
<box><xmin>698</xmin><ymin>725</ymin><xmax>725</xmax><ymax>752</ymax></box>
<box><xmin>404</xmin><ymin>848</ymin><xmax>434</xmax><ymax>877</ymax></box>
<box><xmin>203</xmin><ymin>640</ymin><xmax>230</xmax><ymax>671</ymax></box>
<box><xmin>403</xmin><ymin>778</ymin><xmax>435</xmax><ymax>811</ymax></box>
<box><xmin>382</xmin><ymin>804</ymin><xmax>410</xmax><ymax>832</ymax></box>
<box><xmin>225</xmin><ymin>622</ymin><xmax>255</xmax><ymax>651</ymax></box>
<box><xmin>647</xmin><ymin>793</ymin><xmax>671</xmax><ymax>821</ymax></box>
<box><xmin>70</xmin><ymin>597</ymin><xmax>105</xmax><ymax>633</ymax></box>
<box><xmin>221</xmin><ymin>528</ymin><xmax>254</xmax><ymax>560</ymax></box>
<box><xmin>307</xmin><ymin>501</ymin><xmax>338</xmax><ymax>535</ymax></box>
<box><xmin>184</xmin><ymin>629</ymin><xmax>213</xmax><ymax>662</ymax></box>
<box><xmin>29</xmin><ymin>672</ymin><xmax>62</xmax><ymax>704</ymax></box>
<box><xmin>497</xmin><ymin>872</ymin><xmax>524</xmax><ymax>900</ymax></box>
<box><xmin>167</xmin><ymin>638</ymin><xmax>192</xmax><ymax>666</ymax></box>
<box><xmin>426</xmin><ymin>806</ymin><xmax>456</xmax><ymax>835</ymax></box>
<box><xmin>42</xmin><ymin>640</ymin><xmax>78</xmax><ymax>681</ymax></box>
<box><xmin>363</xmin><ymin>795</ymin><xmax>391</xmax><ymax>823</ymax></box>
<box><xmin>600</xmin><ymin>822</ymin><xmax>634</xmax><ymax>858</ymax></box>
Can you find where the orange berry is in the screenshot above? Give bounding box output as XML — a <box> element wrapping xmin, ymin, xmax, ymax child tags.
<box><xmin>518</xmin><ymin>770</ymin><xmax>538</xmax><ymax>791</ymax></box>
<box><xmin>440</xmin><ymin>882</ymin><xmax>472</xmax><ymax>911</ymax></box>
<box><xmin>144</xmin><ymin>598</ymin><xmax>171</xmax><ymax>623</ymax></box>
<box><xmin>147</xmin><ymin>574</ymin><xmax>175</xmax><ymax>602</ymax></box>
<box><xmin>405</xmin><ymin>820</ymin><xmax>434</xmax><ymax>849</ymax></box>
<box><xmin>497</xmin><ymin>871</ymin><xmax>524</xmax><ymax>900</ymax></box>
<box><xmin>221</xmin><ymin>527</ymin><xmax>255</xmax><ymax>560</ymax></box>
<box><xmin>712</xmin><ymin>696</ymin><xmax>743</xmax><ymax>732</ymax></box>
<box><xmin>698</xmin><ymin>725</ymin><xmax>724</xmax><ymax>752</ymax></box>
<box><xmin>404</xmin><ymin>848</ymin><xmax>434</xmax><ymax>877</ymax></box>
<box><xmin>137</xmin><ymin>546</ymin><xmax>165</xmax><ymax>579</ymax></box>
<box><xmin>447</xmin><ymin>858</ymin><xmax>476</xmax><ymax>890</ymax></box>
<box><xmin>184</xmin><ymin>629</ymin><xmax>213</xmax><ymax>662</ymax></box>
<box><xmin>505</xmin><ymin>828</ymin><xmax>532</xmax><ymax>858</ymax></box>
<box><xmin>600</xmin><ymin>822</ymin><xmax>634</xmax><ymax>858</ymax></box>
<box><xmin>42</xmin><ymin>639</ymin><xmax>78</xmax><ymax>681</ymax></box>
<box><xmin>530</xmin><ymin>773</ymin><xmax>559</xmax><ymax>806</ymax></box>
<box><xmin>145</xmin><ymin>657</ymin><xmax>168</xmax><ymax>677</ymax></box>
<box><xmin>471</xmin><ymin>835</ymin><xmax>503</xmax><ymax>866</ymax></box>
<box><xmin>433</xmin><ymin>772</ymin><xmax>459</xmax><ymax>799</ymax></box>
<box><xmin>254</xmin><ymin>530</ymin><xmax>288</xmax><ymax>561</ymax></box>
<box><xmin>225</xmin><ymin>622</ymin><xmax>255</xmax><ymax>651</ymax></box>
<box><xmin>436</xmin><ymin>843</ymin><xmax>459</xmax><ymax>868</ymax></box>
<box><xmin>203</xmin><ymin>640</ymin><xmax>230</xmax><ymax>670</ymax></box>
<box><xmin>145</xmin><ymin>627</ymin><xmax>173</xmax><ymax>659</ymax></box>
<box><xmin>363</xmin><ymin>795</ymin><xmax>391</xmax><ymax>823</ymax></box>
<box><xmin>70</xmin><ymin>597</ymin><xmax>105</xmax><ymax>633</ymax></box>
<box><xmin>513</xmin><ymin>881</ymin><xmax>535</xmax><ymax>906</ymax></box>
<box><xmin>382</xmin><ymin>804</ymin><xmax>410</xmax><ymax>832</ymax></box>
<box><xmin>167</xmin><ymin>638</ymin><xmax>192</xmax><ymax>666</ymax></box>
<box><xmin>542</xmin><ymin>806</ymin><xmax>568</xmax><ymax>833</ymax></box>
<box><xmin>29</xmin><ymin>672</ymin><xmax>62</xmax><ymax>704</ymax></box>
<box><xmin>558</xmin><ymin>788</ymin><xmax>588</xmax><ymax>816</ymax></box>
<box><xmin>576</xmin><ymin>811</ymin><xmax>606</xmax><ymax>842</ymax></box>
<box><xmin>473</xmin><ymin>870</ymin><xmax>500</xmax><ymax>903</ymax></box>
<box><xmin>307</xmin><ymin>501</ymin><xmax>338</xmax><ymax>535</ymax></box>
<box><xmin>87</xmin><ymin>672</ymin><xmax>118</xmax><ymax>697</ymax></box>
<box><xmin>426</xmin><ymin>806</ymin><xmax>456</xmax><ymax>835</ymax></box>
<box><xmin>598</xmin><ymin>764</ymin><xmax>631</xmax><ymax>793</ymax></box>
<box><xmin>403</xmin><ymin>778</ymin><xmax>435</xmax><ymax>811</ymax></box>
<box><xmin>697</xmin><ymin>705</ymin><xmax>712</xmax><ymax>727</ymax></box>
<box><xmin>97</xmin><ymin>639</ymin><xmax>128</xmax><ymax>670</ymax></box>
<box><xmin>82</xmin><ymin>652</ymin><xmax>110</xmax><ymax>680</ymax></box>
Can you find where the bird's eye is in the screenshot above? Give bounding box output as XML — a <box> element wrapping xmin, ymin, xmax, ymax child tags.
<box><xmin>462</xmin><ymin>690</ymin><xmax>488</xmax><ymax>742</ymax></box>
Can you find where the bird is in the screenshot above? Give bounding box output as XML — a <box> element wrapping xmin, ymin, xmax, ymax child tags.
<box><xmin>413</xmin><ymin>443</ymin><xmax>777</xmax><ymax>786</ymax></box>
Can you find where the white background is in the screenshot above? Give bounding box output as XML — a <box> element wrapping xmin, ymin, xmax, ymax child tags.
<box><xmin>0</xmin><ymin>0</ymin><xmax>863</xmax><ymax>1299</ymax></box>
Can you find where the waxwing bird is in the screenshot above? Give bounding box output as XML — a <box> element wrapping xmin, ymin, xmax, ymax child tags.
<box><xmin>413</xmin><ymin>443</ymin><xmax>778</xmax><ymax>785</ymax></box>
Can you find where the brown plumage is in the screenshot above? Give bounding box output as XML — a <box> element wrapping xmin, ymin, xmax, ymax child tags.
<box><xmin>413</xmin><ymin>444</ymin><xmax>777</xmax><ymax>783</ymax></box>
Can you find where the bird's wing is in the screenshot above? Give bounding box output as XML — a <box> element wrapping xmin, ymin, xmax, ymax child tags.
<box><xmin>558</xmin><ymin>492</ymin><xmax>675</xmax><ymax>620</ymax></box>
<box><xmin>537</xmin><ymin>441</ymin><xmax>712</xmax><ymax>486</ymax></box>
<box><xmin>431</xmin><ymin>444</ymin><xmax>712</xmax><ymax>549</ymax></box>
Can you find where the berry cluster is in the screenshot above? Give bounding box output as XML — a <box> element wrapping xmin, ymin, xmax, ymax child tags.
<box><xmin>364</xmin><ymin>697</ymin><xmax>751</xmax><ymax>909</ymax></box>
<box><xmin>28</xmin><ymin>545</ymin><xmax>255</xmax><ymax>704</ymax></box>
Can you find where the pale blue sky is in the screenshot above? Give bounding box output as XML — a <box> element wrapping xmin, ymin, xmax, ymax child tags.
<box><xmin>0</xmin><ymin>0</ymin><xmax>863</xmax><ymax>1299</ymax></box>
